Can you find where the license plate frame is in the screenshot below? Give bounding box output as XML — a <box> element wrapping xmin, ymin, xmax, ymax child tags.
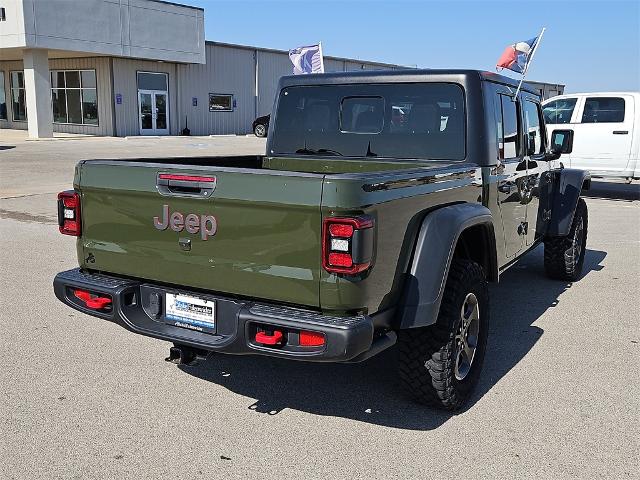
<box><xmin>164</xmin><ymin>292</ymin><xmax>216</xmax><ymax>334</ymax></box>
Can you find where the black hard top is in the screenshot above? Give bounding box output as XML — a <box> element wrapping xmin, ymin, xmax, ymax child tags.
<box><xmin>279</xmin><ymin>69</ymin><xmax>538</xmax><ymax>96</ymax></box>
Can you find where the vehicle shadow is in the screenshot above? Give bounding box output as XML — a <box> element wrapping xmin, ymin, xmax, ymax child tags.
<box><xmin>0</xmin><ymin>145</ymin><xmax>17</xmax><ymax>151</ymax></box>
<box><xmin>179</xmin><ymin>247</ymin><xmax>606</xmax><ymax>430</ymax></box>
<box><xmin>583</xmin><ymin>180</ymin><xmax>639</xmax><ymax>201</ymax></box>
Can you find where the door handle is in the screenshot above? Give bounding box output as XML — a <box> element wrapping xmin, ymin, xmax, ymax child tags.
<box><xmin>612</xmin><ymin>131</ymin><xmax>628</xmax><ymax>135</ymax></box>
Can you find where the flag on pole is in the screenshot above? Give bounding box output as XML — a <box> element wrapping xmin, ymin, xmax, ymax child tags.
<box><xmin>496</xmin><ymin>28</ymin><xmax>546</xmax><ymax>98</ymax></box>
<box><xmin>289</xmin><ymin>43</ymin><xmax>325</xmax><ymax>75</ymax></box>
<box><xmin>496</xmin><ymin>36</ymin><xmax>540</xmax><ymax>74</ymax></box>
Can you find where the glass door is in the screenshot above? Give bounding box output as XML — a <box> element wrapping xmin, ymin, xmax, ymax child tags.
<box><xmin>139</xmin><ymin>92</ymin><xmax>153</xmax><ymax>133</ymax></box>
<box><xmin>154</xmin><ymin>93</ymin><xmax>168</xmax><ymax>133</ymax></box>
<box><xmin>138</xmin><ymin>90</ymin><xmax>169</xmax><ymax>135</ymax></box>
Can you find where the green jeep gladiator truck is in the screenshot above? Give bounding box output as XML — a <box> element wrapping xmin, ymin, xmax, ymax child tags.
<box><xmin>54</xmin><ymin>70</ymin><xmax>589</xmax><ymax>410</ymax></box>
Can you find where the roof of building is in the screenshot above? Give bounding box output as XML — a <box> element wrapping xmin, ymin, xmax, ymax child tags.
<box><xmin>525</xmin><ymin>80</ymin><xmax>566</xmax><ymax>88</ymax></box>
<box><xmin>148</xmin><ymin>0</ymin><xmax>204</xmax><ymax>11</ymax></box>
<box><xmin>205</xmin><ymin>41</ymin><xmax>405</xmax><ymax>69</ymax></box>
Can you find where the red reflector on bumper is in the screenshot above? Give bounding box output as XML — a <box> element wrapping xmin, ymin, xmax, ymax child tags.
<box><xmin>300</xmin><ymin>330</ymin><xmax>325</xmax><ymax>347</ymax></box>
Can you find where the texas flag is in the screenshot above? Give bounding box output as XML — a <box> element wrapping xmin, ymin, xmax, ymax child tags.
<box><xmin>496</xmin><ymin>36</ymin><xmax>539</xmax><ymax>74</ymax></box>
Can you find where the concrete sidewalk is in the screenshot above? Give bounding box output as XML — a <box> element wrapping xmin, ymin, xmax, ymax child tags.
<box><xmin>0</xmin><ymin>133</ymin><xmax>266</xmax><ymax>198</ymax></box>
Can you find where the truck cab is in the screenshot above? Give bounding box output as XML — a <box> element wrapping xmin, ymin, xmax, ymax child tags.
<box><xmin>543</xmin><ymin>92</ymin><xmax>640</xmax><ymax>181</ymax></box>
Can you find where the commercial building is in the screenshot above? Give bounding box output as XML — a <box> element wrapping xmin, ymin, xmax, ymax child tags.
<box><xmin>524</xmin><ymin>80</ymin><xmax>565</xmax><ymax>101</ymax></box>
<box><xmin>0</xmin><ymin>0</ymin><xmax>401</xmax><ymax>138</ymax></box>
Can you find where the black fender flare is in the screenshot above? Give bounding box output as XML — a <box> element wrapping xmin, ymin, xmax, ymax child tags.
<box><xmin>546</xmin><ymin>168</ymin><xmax>590</xmax><ymax>237</ymax></box>
<box><xmin>397</xmin><ymin>203</ymin><xmax>498</xmax><ymax>329</ymax></box>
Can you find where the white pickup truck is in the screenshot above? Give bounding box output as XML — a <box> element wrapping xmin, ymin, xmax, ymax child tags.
<box><xmin>543</xmin><ymin>92</ymin><xmax>640</xmax><ymax>182</ymax></box>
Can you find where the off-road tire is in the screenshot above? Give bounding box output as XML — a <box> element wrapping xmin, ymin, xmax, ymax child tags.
<box><xmin>544</xmin><ymin>198</ymin><xmax>588</xmax><ymax>281</ymax></box>
<box><xmin>397</xmin><ymin>259</ymin><xmax>489</xmax><ymax>411</ymax></box>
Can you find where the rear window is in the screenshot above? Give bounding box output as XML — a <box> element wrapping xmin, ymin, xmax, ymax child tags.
<box><xmin>581</xmin><ymin>97</ymin><xmax>625</xmax><ymax>123</ymax></box>
<box><xmin>270</xmin><ymin>83</ymin><xmax>466</xmax><ymax>160</ymax></box>
<box><xmin>341</xmin><ymin>96</ymin><xmax>384</xmax><ymax>133</ymax></box>
<box><xmin>543</xmin><ymin>98</ymin><xmax>577</xmax><ymax>124</ymax></box>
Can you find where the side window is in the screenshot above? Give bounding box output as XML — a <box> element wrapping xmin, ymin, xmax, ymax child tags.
<box><xmin>543</xmin><ymin>98</ymin><xmax>577</xmax><ymax>124</ymax></box>
<box><xmin>581</xmin><ymin>97</ymin><xmax>625</xmax><ymax>123</ymax></box>
<box><xmin>497</xmin><ymin>95</ymin><xmax>520</xmax><ymax>159</ymax></box>
<box><xmin>524</xmin><ymin>100</ymin><xmax>544</xmax><ymax>155</ymax></box>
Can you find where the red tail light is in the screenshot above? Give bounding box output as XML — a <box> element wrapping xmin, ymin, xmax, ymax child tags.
<box><xmin>57</xmin><ymin>191</ymin><xmax>81</xmax><ymax>236</ymax></box>
<box><xmin>322</xmin><ymin>215</ymin><xmax>374</xmax><ymax>274</ymax></box>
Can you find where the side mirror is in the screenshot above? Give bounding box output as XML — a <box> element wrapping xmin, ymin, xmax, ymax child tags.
<box><xmin>550</xmin><ymin>129</ymin><xmax>574</xmax><ymax>155</ymax></box>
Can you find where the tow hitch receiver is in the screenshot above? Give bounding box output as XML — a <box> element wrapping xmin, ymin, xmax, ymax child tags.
<box><xmin>165</xmin><ymin>345</ymin><xmax>209</xmax><ymax>366</ymax></box>
<box><xmin>74</xmin><ymin>289</ymin><xmax>112</xmax><ymax>310</ymax></box>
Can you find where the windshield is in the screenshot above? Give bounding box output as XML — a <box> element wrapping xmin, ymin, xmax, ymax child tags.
<box><xmin>270</xmin><ymin>83</ymin><xmax>466</xmax><ymax>161</ymax></box>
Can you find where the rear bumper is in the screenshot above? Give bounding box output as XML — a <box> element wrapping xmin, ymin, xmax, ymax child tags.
<box><xmin>53</xmin><ymin>268</ymin><xmax>375</xmax><ymax>362</ymax></box>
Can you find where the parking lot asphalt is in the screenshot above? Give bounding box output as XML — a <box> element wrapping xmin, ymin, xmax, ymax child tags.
<box><xmin>0</xmin><ymin>135</ymin><xmax>638</xmax><ymax>479</ymax></box>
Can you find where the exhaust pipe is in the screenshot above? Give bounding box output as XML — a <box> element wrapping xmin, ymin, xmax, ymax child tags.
<box><xmin>165</xmin><ymin>344</ymin><xmax>209</xmax><ymax>366</ymax></box>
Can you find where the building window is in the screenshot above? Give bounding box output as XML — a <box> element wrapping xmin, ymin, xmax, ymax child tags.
<box><xmin>209</xmin><ymin>94</ymin><xmax>233</xmax><ymax>112</ymax></box>
<box><xmin>0</xmin><ymin>72</ymin><xmax>7</xmax><ymax>120</ymax></box>
<box><xmin>137</xmin><ymin>72</ymin><xmax>168</xmax><ymax>91</ymax></box>
<box><xmin>51</xmin><ymin>70</ymin><xmax>98</xmax><ymax>125</ymax></box>
<box><xmin>10</xmin><ymin>71</ymin><xmax>27</xmax><ymax>121</ymax></box>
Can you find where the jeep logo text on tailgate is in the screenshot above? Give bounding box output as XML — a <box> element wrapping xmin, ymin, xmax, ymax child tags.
<box><xmin>153</xmin><ymin>205</ymin><xmax>217</xmax><ymax>240</ymax></box>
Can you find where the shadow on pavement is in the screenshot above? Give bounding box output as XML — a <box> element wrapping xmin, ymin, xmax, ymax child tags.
<box><xmin>0</xmin><ymin>145</ymin><xmax>16</xmax><ymax>151</ymax></box>
<box><xmin>180</xmin><ymin>247</ymin><xmax>606</xmax><ymax>430</ymax></box>
<box><xmin>583</xmin><ymin>180</ymin><xmax>639</xmax><ymax>201</ymax></box>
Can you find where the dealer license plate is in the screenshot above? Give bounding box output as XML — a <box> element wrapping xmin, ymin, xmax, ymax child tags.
<box><xmin>165</xmin><ymin>293</ymin><xmax>216</xmax><ymax>334</ymax></box>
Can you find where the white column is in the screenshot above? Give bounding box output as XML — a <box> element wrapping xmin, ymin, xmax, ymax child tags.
<box><xmin>23</xmin><ymin>49</ymin><xmax>53</xmax><ymax>139</ymax></box>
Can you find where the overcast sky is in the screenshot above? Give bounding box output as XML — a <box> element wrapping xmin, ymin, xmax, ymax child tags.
<box><xmin>189</xmin><ymin>0</ymin><xmax>640</xmax><ymax>92</ymax></box>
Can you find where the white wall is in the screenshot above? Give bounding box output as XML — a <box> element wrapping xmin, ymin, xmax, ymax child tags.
<box><xmin>1</xmin><ymin>0</ymin><xmax>205</xmax><ymax>63</ymax></box>
<box><xmin>0</xmin><ymin>0</ymin><xmax>26</xmax><ymax>48</ymax></box>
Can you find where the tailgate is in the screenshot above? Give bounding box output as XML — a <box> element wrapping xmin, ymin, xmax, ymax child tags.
<box><xmin>77</xmin><ymin>161</ymin><xmax>323</xmax><ymax>307</ymax></box>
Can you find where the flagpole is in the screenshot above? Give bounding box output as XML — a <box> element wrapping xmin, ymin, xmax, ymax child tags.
<box><xmin>318</xmin><ymin>41</ymin><xmax>325</xmax><ymax>73</ymax></box>
<box><xmin>514</xmin><ymin>27</ymin><xmax>545</xmax><ymax>98</ymax></box>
